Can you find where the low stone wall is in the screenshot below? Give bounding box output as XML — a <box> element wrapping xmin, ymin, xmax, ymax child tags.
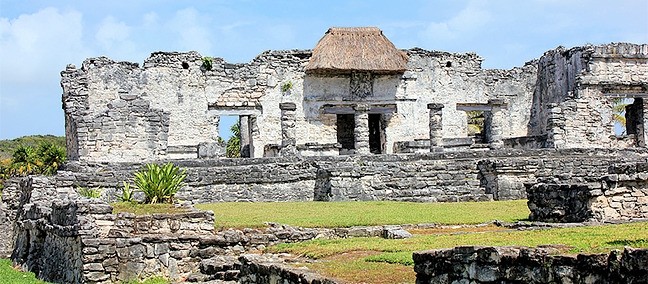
<box><xmin>527</xmin><ymin>161</ymin><xmax>648</xmax><ymax>222</ymax></box>
<box><xmin>55</xmin><ymin>148</ymin><xmax>648</xmax><ymax>204</ymax></box>
<box><xmin>238</xmin><ymin>254</ymin><xmax>338</xmax><ymax>284</ymax></box>
<box><xmin>413</xmin><ymin>246</ymin><xmax>648</xmax><ymax>284</ymax></box>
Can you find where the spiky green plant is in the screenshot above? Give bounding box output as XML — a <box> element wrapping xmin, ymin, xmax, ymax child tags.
<box><xmin>134</xmin><ymin>163</ymin><xmax>186</xmax><ymax>204</ymax></box>
<box><xmin>119</xmin><ymin>182</ymin><xmax>136</xmax><ymax>203</ymax></box>
<box><xmin>78</xmin><ymin>186</ymin><xmax>102</xmax><ymax>198</ymax></box>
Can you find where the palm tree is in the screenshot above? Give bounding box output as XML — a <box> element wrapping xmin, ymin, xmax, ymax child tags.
<box><xmin>612</xmin><ymin>98</ymin><xmax>630</xmax><ymax>135</ymax></box>
<box><xmin>226</xmin><ymin>122</ymin><xmax>241</xmax><ymax>158</ymax></box>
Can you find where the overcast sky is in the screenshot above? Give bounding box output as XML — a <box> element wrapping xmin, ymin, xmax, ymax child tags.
<box><xmin>0</xmin><ymin>0</ymin><xmax>647</xmax><ymax>139</ymax></box>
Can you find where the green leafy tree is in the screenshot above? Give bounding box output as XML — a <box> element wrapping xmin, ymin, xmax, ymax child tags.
<box><xmin>226</xmin><ymin>121</ymin><xmax>241</xmax><ymax>158</ymax></box>
<box><xmin>612</xmin><ymin>98</ymin><xmax>629</xmax><ymax>135</ymax></box>
<box><xmin>134</xmin><ymin>163</ymin><xmax>187</xmax><ymax>204</ymax></box>
<box><xmin>36</xmin><ymin>143</ymin><xmax>66</xmax><ymax>175</ymax></box>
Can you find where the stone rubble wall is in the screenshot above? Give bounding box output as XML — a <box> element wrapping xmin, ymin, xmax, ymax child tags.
<box><xmin>527</xmin><ymin>160</ymin><xmax>648</xmax><ymax>222</ymax></box>
<box><xmin>2</xmin><ymin>173</ymin><xmax>421</xmax><ymax>283</ymax></box>
<box><xmin>413</xmin><ymin>246</ymin><xmax>648</xmax><ymax>284</ymax></box>
<box><xmin>238</xmin><ymin>254</ymin><xmax>338</xmax><ymax>284</ymax></box>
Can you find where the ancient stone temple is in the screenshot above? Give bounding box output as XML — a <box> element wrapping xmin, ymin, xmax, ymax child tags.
<box><xmin>60</xmin><ymin>27</ymin><xmax>648</xmax><ymax>162</ymax></box>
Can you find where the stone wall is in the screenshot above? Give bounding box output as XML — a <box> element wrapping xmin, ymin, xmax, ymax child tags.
<box><xmin>45</xmin><ymin>148</ymin><xmax>648</xmax><ymax>205</ymax></box>
<box><xmin>413</xmin><ymin>246</ymin><xmax>648</xmax><ymax>284</ymax></box>
<box><xmin>62</xmin><ymin>43</ymin><xmax>542</xmax><ymax>162</ymax></box>
<box><xmin>528</xmin><ymin>161</ymin><xmax>648</xmax><ymax>222</ymax></box>
<box><xmin>531</xmin><ymin>43</ymin><xmax>648</xmax><ymax>148</ymax></box>
<box><xmin>238</xmin><ymin>254</ymin><xmax>338</xmax><ymax>284</ymax></box>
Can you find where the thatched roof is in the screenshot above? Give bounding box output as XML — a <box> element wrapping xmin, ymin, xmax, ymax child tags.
<box><xmin>306</xmin><ymin>27</ymin><xmax>408</xmax><ymax>75</ymax></box>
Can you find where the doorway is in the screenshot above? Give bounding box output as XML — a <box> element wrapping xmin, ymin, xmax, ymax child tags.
<box><xmin>336</xmin><ymin>114</ymin><xmax>355</xmax><ymax>153</ymax></box>
<box><xmin>369</xmin><ymin>113</ymin><xmax>384</xmax><ymax>154</ymax></box>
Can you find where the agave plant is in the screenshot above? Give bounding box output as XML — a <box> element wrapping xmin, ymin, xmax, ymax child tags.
<box><xmin>119</xmin><ymin>182</ymin><xmax>136</xmax><ymax>203</ymax></box>
<box><xmin>134</xmin><ymin>163</ymin><xmax>187</xmax><ymax>204</ymax></box>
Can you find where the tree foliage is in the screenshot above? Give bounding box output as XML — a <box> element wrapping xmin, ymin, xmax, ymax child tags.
<box><xmin>612</xmin><ymin>98</ymin><xmax>629</xmax><ymax>135</ymax></box>
<box><xmin>226</xmin><ymin>121</ymin><xmax>241</xmax><ymax>158</ymax></box>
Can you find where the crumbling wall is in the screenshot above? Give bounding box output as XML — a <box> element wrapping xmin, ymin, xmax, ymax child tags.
<box><xmin>527</xmin><ymin>160</ymin><xmax>648</xmax><ymax>222</ymax></box>
<box><xmin>414</xmin><ymin>246</ymin><xmax>648</xmax><ymax>284</ymax></box>
<box><xmin>530</xmin><ymin>43</ymin><xmax>648</xmax><ymax>148</ymax></box>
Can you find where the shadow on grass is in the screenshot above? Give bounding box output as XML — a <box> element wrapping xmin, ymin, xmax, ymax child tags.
<box><xmin>605</xmin><ymin>239</ymin><xmax>648</xmax><ymax>247</ymax></box>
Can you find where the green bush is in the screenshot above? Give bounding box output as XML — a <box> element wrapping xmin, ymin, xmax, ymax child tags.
<box><xmin>201</xmin><ymin>57</ymin><xmax>213</xmax><ymax>71</ymax></box>
<box><xmin>134</xmin><ymin>163</ymin><xmax>186</xmax><ymax>204</ymax></box>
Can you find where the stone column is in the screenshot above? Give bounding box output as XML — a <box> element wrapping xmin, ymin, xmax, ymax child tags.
<box><xmin>240</xmin><ymin>116</ymin><xmax>251</xmax><ymax>157</ymax></box>
<box><xmin>427</xmin><ymin>103</ymin><xmax>444</xmax><ymax>152</ymax></box>
<box><xmin>279</xmin><ymin>102</ymin><xmax>298</xmax><ymax>156</ymax></box>
<box><xmin>485</xmin><ymin>99</ymin><xmax>506</xmax><ymax>149</ymax></box>
<box><xmin>354</xmin><ymin>104</ymin><xmax>370</xmax><ymax>155</ymax></box>
<box><xmin>638</xmin><ymin>98</ymin><xmax>648</xmax><ymax>147</ymax></box>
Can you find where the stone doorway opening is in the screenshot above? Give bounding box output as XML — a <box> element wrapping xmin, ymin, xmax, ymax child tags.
<box><xmin>369</xmin><ymin>113</ymin><xmax>385</xmax><ymax>154</ymax></box>
<box><xmin>466</xmin><ymin>110</ymin><xmax>485</xmax><ymax>143</ymax></box>
<box><xmin>219</xmin><ymin>115</ymin><xmax>254</xmax><ymax>158</ymax></box>
<box><xmin>336</xmin><ymin>114</ymin><xmax>355</xmax><ymax>154</ymax></box>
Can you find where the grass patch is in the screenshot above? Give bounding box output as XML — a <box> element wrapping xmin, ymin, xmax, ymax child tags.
<box><xmin>196</xmin><ymin>200</ymin><xmax>529</xmax><ymax>228</ymax></box>
<box><xmin>0</xmin><ymin>259</ymin><xmax>48</xmax><ymax>284</ymax></box>
<box><xmin>271</xmin><ymin>221</ymin><xmax>648</xmax><ymax>261</ymax></box>
<box><xmin>271</xmin><ymin>221</ymin><xmax>648</xmax><ymax>283</ymax></box>
<box><xmin>111</xmin><ymin>202</ymin><xmax>188</xmax><ymax>215</ymax></box>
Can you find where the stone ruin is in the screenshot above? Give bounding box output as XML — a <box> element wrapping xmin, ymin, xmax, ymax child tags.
<box><xmin>0</xmin><ymin>27</ymin><xmax>647</xmax><ymax>283</ymax></box>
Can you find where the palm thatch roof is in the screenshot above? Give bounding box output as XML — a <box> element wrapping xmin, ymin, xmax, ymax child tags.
<box><xmin>306</xmin><ymin>27</ymin><xmax>408</xmax><ymax>75</ymax></box>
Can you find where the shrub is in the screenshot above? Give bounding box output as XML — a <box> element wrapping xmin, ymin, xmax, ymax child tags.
<box><xmin>134</xmin><ymin>163</ymin><xmax>186</xmax><ymax>204</ymax></box>
<box><xmin>36</xmin><ymin>142</ymin><xmax>66</xmax><ymax>175</ymax></box>
<box><xmin>201</xmin><ymin>57</ymin><xmax>213</xmax><ymax>71</ymax></box>
<box><xmin>78</xmin><ymin>186</ymin><xmax>102</xmax><ymax>198</ymax></box>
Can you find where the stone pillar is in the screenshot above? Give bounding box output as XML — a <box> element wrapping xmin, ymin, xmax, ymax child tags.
<box><xmin>485</xmin><ymin>99</ymin><xmax>506</xmax><ymax>149</ymax></box>
<box><xmin>240</xmin><ymin>116</ymin><xmax>252</xmax><ymax>157</ymax></box>
<box><xmin>638</xmin><ymin>98</ymin><xmax>648</xmax><ymax>147</ymax></box>
<box><xmin>427</xmin><ymin>103</ymin><xmax>444</xmax><ymax>152</ymax></box>
<box><xmin>279</xmin><ymin>102</ymin><xmax>298</xmax><ymax>156</ymax></box>
<box><xmin>354</xmin><ymin>104</ymin><xmax>370</xmax><ymax>155</ymax></box>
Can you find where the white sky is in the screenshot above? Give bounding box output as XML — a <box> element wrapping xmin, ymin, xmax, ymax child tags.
<box><xmin>0</xmin><ymin>0</ymin><xmax>647</xmax><ymax>139</ymax></box>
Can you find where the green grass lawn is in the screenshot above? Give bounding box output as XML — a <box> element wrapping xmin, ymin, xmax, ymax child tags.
<box><xmin>196</xmin><ymin>200</ymin><xmax>530</xmax><ymax>228</ymax></box>
<box><xmin>111</xmin><ymin>202</ymin><xmax>190</xmax><ymax>215</ymax></box>
<box><xmin>0</xmin><ymin>259</ymin><xmax>48</xmax><ymax>284</ymax></box>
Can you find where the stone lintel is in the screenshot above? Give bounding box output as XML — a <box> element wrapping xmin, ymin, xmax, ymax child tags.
<box><xmin>427</xmin><ymin>103</ymin><xmax>445</xmax><ymax>109</ymax></box>
<box><xmin>456</xmin><ymin>100</ymin><xmax>508</xmax><ymax>112</ymax></box>
<box><xmin>279</xmin><ymin>102</ymin><xmax>297</xmax><ymax>111</ymax></box>
<box><xmin>353</xmin><ymin>104</ymin><xmax>370</xmax><ymax>112</ymax></box>
<box><xmin>322</xmin><ymin>104</ymin><xmax>397</xmax><ymax>114</ymax></box>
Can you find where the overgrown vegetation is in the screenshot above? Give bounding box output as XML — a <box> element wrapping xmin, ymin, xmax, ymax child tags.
<box><xmin>134</xmin><ymin>163</ymin><xmax>187</xmax><ymax>204</ymax></box>
<box><xmin>225</xmin><ymin>121</ymin><xmax>241</xmax><ymax>158</ymax></box>
<box><xmin>201</xmin><ymin>56</ymin><xmax>213</xmax><ymax>71</ymax></box>
<box><xmin>0</xmin><ymin>258</ymin><xmax>48</xmax><ymax>283</ymax></box>
<box><xmin>281</xmin><ymin>81</ymin><xmax>293</xmax><ymax>93</ymax></box>
<box><xmin>196</xmin><ymin>200</ymin><xmax>529</xmax><ymax>229</ymax></box>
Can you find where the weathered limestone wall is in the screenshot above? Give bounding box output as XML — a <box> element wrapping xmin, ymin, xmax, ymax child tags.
<box><xmin>50</xmin><ymin>148</ymin><xmax>648</xmax><ymax>206</ymax></box>
<box><xmin>414</xmin><ymin>246</ymin><xmax>648</xmax><ymax>284</ymax></box>
<box><xmin>530</xmin><ymin>43</ymin><xmax>648</xmax><ymax>148</ymax></box>
<box><xmin>62</xmin><ymin>46</ymin><xmax>539</xmax><ymax>162</ymax></box>
<box><xmin>527</xmin><ymin>161</ymin><xmax>648</xmax><ymax>222</ymax></box>
<box><xmin>238</xmin><ymin>254</ymin><xmax>338</xmax><ymax>284</ymax></box>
